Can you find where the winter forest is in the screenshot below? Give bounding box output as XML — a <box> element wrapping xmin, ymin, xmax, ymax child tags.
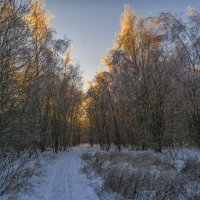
<box><xmin>1</xmin><ymin>0</ymin><xmax>200</xmax><ymax>199</ymax></box>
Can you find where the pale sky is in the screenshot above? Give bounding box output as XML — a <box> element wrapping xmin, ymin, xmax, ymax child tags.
<box><xmin>46</xmin><ymin>0</ymin><xmax>200</xmax><ymax>88</ymax></box>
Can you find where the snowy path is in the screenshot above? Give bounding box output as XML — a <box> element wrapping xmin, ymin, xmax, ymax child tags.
<box><xmin>20</xmin><ymin>147</ymin><xmax>99</xmax><ymax>200</ymax></box>
<box><xmin>43</xmin><ymin>149</ymin><xmax>98</xmax><ymax>200</ymax></box>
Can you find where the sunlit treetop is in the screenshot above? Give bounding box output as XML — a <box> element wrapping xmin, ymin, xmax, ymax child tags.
<box><xmin>120</xmin><ymin>5</ymin><xmax>135</xmax><ymax>40</ymax></box>
<box><xmin>97</xmin><ymin>69</ymin><xmax>104</xmax><ymax>76</ymax></box>
<box><xmin>64</xmin><ymin>48</ymin><xmax>73</xmax><ymax>65</ymax></box>
<box><xmin>101</xmin><ymin>53</ymin><xmax>113</xmax><ymax>73</ymax></box>
<box><xmin>187</xmin><ymin>6</ymin><xmax>197</xmax><ymax>17</ymax></box>
<box><xmin>102</xmin><ymin>4</ymin><xmax>163</xmax><ymax>73</ymax></box>
<box><xmin>117</xmin><ymin>4</ymin><xmax>137</xmax><ymax>51</ymax></box>
<box><xmin>87</xmin><ymin>81</ymin><xmax>93</xmax><ymax>90</ymax></box>
<box><xmin>102</xmin><ymin>5</ymin><xmax>137</xmax><ymax>72</ymax></box>
<box><xmin>26</xmin><ymin>0</ymin><xmax>52</xmax><ymax>44</ymax></box>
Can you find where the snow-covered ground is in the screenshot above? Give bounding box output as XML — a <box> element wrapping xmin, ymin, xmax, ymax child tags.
<box><xmin>81</xmin><ymin>147</ymin><xmax>200</xmax><ymax>200</ymax></box>
<box><xmin>1</xmin><ymin>146</ymin><xmax>99</xmax><ymax>200</ymax></box>
<box><xmin>2</xmin><ymin>146</ymin><xmax>200</xmax><ymax>200</ymax></box>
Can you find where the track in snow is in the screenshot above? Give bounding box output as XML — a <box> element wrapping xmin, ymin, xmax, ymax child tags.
<box><xmin>19</xmin><ymin>147</ymin><xmax>99</xmax><ymax>200</ymax></box>
<box><xmin>43</xmin><ymin>149</ymin><xmax>98</xmax><ymax>200</ymax></box>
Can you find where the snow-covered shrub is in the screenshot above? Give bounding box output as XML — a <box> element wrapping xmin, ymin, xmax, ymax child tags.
<box><xmin>81</xmin><ymin>152</ymin><xmax>93</xmax><ymax>161</ymax></box>
<box><xmin>82</xmin><ymin>150</ymin><xmax>200</xmax><ymax>200</ymax></box>
<box><xmin>181</xmin><ymin>158</ymin><xmax>200</xmax><ymax>175</ymax></box>
<box><xmin>102</xmin><ymin>162</ymin><xmax>192</xmax><ymax>199</ymax></box>
<box><xmin>0</xmin><ymin>151</ymin><xmax>30</xmax><ymax>195</ymax></box>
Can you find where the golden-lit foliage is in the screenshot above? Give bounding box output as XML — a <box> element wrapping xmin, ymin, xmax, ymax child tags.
<box><xmin>90</xmin><ymin>71</ymin><xmax>110</xmax><ymax>93</ymax></box>
<box><xmin>119</xmin><ymin>5</ymin><xmax>162</xmax><ymax>50</ymax></box>
<box><xmin>102</xmin><ymin>5</ymin><xmax>137</xmax><ymax>72</ymax></box>
<box><xmin>0</xmin><ymin>2</ymin><xmax>14</xmax><ymax>21</ymax></box>
<box><xmin>101</xmin><ymin>55</ymin><xmax>113</xmax><ymax>72</ymax></box>
<box><xmin>187</xmin><ymin>6</ymin><xmax>197</xmax><ymax>17</ymax></box>
<box><xmin>102</xmin><ymin>4</ymin><xmax>163</xmax><ymax>73</ymax></box>
<box><xmin>148</xmin><ymin>17</ymin><xmax>160</xmax><ymax>27</ymax></box>
<box><xmin>94</xmin><ymin>71</ymin><xmax>103</xmax><ymax>89</ymax></box>
<box><xmin>102</xmin><ymin>5</ymin><xmax>137</xmax><ymax>71</ymax></box>
<box><xmin>26</xmin><ymin>0</ymin><xmax>52</xmax><ymax>44</ymax></box>
<box><xmin>3</xmin><ymin>56</ymin><xmax>16</xmax><ymax>69</ymax></box>
<box><xmin>64</xmin><ymin>48</ymin><xmax>73</xmax><ymax>65</ymax></box>
<box><xmin>82</xmin><ymin>98</ymin><xmax>92</xmax><ymax>109</ymax></box>
<box><xmin>118</xmin><ymin>4</ymin><xmax>136</xmax><ymax>51</ymax></box>
<box><xmin>78</xmin><ymin>97</ymin><xmax>93</xmax><ymax>128</ymax></box>
<box><xmin>121</xmin><ymin>5</ymin><xmax>135</xmax><ymax>34</ymax></box>
<box><xmin>97</xmin><ymin>69</ymin><xmax>104</xmax><ymax>75</ymax></box>
<box><xmin>87</xmin><ymin>81</ymin><xmax>93</xmax><ymax>89</ymax></box>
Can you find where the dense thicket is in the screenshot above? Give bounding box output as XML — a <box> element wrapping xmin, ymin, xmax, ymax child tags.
<box><xmin>0</xmin><ymin>0</ymin><xmax>83</xmax><ymax>153</ymax></box>
<box><xmin>1</xmin><ymin>1</ymin><xmax>200</xmax><ymax>154</ymax></box>
<box><xmin>84</xmin><ymin>6</ymin><xmax>200</xmax><ymax>152</ymax></box>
